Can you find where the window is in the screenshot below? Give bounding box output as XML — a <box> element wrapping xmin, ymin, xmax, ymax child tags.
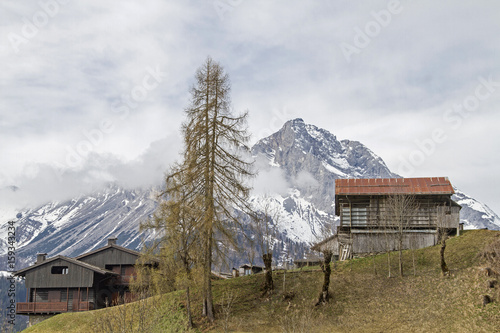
<box><xmin>105</xmin><ymin>265</ymin><xmax>121</xmax><ymax>274</ymax></box>
<box><xmin>341</xmin><ymin>204</ymin><xmax>368</xmax><ymax>227</ymax></box>
<box><xmin>51</xmin><ymin>266</ymin><xmax>69</xmax><ymax>274</ymax></box>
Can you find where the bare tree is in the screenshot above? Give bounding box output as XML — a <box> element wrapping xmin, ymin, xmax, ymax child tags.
<box><xmin>436</xmin><ymin>205</ymin><xmax>450</xmax><ymax>276</ymax></box>
<box><xmin>382</xmin><ymin>209</ymin><xmax>395</xmax><ymax>278</ymax></box>
<box><xmin>439</xmin><ymin>235</ymin><xmax>449</xmax><ymax>276</ymax></box>
<box><xmin>252</xmin><ymin>195</ymin><xmax>281</xmax><ymax>296</ymax></box>
<box><xmin>313</xmin><ymin>225</ymin><xmax>336</xmax><ymax>305</ymax></box>
<box><xmin>316</xmin><ymin>249</ymin><xmax>333</xmax><ymax>305</ymax></box>
<box><xmin>382</xmin><ymin>194</ymin><xmax>419</xmax><ymax>277</ymax></box>
<box><xmin>220</xmin><ymin>287</ymin><xmax>238</xmax><ymax>333</ymax></box>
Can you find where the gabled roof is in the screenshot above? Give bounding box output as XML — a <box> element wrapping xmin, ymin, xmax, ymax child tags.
<box><xmin>75</xmin><ymin>243</ymin><xmax>141</xmax><ymax>260</ymax></box>
<box><xmin>14</xmin><ymin>255</ymin><xmax>118</xmax><ymax>277</ymax></box>
<box><xmin>335</xmin><ymin>177</ymin><xmax>455</xmax><ymax>196</ymax></box>
<box><xmin>311</xmin><ymin>234</ymin><xmax>337</xmax><ymax>252</ymax></box>
<box><xmin>334</xmin><ymin>177</ymin><xmax>456</xmax><ymax>215</ymax></box>
<box><xmin>239</xmin><ymin>264</ymin><xmax>263</xmax><ymax>269</ymax></box>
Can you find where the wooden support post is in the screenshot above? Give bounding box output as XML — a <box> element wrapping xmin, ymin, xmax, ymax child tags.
<box><xmin>66</xmin><ymin>287</ymin><xmax>69</xmax><ymax>312</ymax></box>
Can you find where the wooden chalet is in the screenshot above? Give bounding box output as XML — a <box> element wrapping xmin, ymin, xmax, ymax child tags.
<box><xmin>14</xmin><ymin>237</ymin><xmax>142</xmax><ymax>324</ymax></box>
<box><xmin>312</xmin><ymin>177</ymin><xmax>461</xmax><ymax>260</ymax></box>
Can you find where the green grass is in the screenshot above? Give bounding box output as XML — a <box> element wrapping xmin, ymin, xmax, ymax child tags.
<box><xmin>23</xmin><ymin>230</ymin><xmax>500</xmax><ymax>332</ymax></box>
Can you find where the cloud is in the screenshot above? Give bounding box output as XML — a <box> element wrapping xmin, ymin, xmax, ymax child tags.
<box><xmin>251</xmin><ymin>155</ymin><xmax>289</xmax><ymax>196</ymax></box>
<box><xmin>0</xmin><ymin>136</ymin><xmax>182</xmax><ymax>211</ymax></box>
<box><xmin>1</xmin><ymin>0</ymin><xmax>499</xmax><ymax>214</ymax></box>
<box><xmin>293</xmin><ymin>170</ymin><xmax>319</xmax><ymax>190</ymax></box>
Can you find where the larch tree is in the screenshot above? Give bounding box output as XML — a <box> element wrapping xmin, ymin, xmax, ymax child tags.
<box><xmin>138</xmin><ymin>164</ymin><xmax>202</xmax><ymax>329</ymax></box>
<box><xmin>179</xmin><ymin>57</ymin><xmax>254</xmax><ymax>321</ymax></box>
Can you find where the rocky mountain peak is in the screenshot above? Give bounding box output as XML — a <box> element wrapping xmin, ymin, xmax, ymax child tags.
<box><xmin>1</xmin><ymin>118</ymin><xmax>498</xmax><ymax>272</ymax></box>
<box><xmin>252</xmin><ymin>119</ymin><xmax>397</xmax><ymax>214</ymax></box>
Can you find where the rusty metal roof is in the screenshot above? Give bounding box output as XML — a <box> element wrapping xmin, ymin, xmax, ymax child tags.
<box><xmin>335</xmin><ymin>177</ymin><xmax>455</xmax><ymax>195</ymax></box>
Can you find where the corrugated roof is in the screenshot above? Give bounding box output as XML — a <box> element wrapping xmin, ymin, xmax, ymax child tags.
<box><xmin>335</xmin><ymin>177</ymin><xmax>455</xmax><ymax>195</ymax></box>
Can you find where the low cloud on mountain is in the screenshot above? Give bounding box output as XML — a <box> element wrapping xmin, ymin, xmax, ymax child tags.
<box><xmin>0</xmin><ymin>136</ymin><xmax>182</xmax><ymax>213</ymax></box>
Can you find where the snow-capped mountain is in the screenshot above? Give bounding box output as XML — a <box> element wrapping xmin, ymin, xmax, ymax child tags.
<box><xmin>1</xmin><ymin>118</ymin><xmax>499</xmax><ymax>270</ymax></box>
<box><xmin>249</xmin><ymin>118</ymin><xmax>398</xmax><ymax>244</ymax></box>
<box><xmin>252</xmin><ymin>118</ymin><xmax>396</xmax><ymax>213</ymax></box>
<box><xmin>0</xmin><ymin>186</ymin><xmax>158</xmax><ymax>269</ymax></box>
<box><xmin>453</xmin><ymin>189</ymin><xmax>500</xmax><ymax>230</ymax></box>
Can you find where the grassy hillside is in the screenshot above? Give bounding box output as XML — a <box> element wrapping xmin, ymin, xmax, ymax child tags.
<box><xmin>22</xmin><ymin>230</ymin><xmax>500</xmax><ymax>332</ymax></box>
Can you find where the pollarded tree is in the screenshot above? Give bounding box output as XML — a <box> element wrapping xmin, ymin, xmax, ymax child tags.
<box><xmin>178</xmin><ymin>57</ymin><xmax>254</xmax><ymax>321</ymax></box>
<box><xmin>436</xmin><ymin>204</ymin><xmax>450</xmax><ymax>276</ymax></box>
<box><xmin>313</xmin><ymin>224</ymin><xmax>336</xmax><ymax>305</ymax></box>
<box><xmin>252</xmin><ymin>195</ymin><xmax>281</xmax><ymax>296</ymax></box>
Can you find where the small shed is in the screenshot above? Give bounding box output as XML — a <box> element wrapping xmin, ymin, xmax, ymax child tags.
<box><xmin>238</xmin><ymin>264</ymin><xmax>264</xmax><ymax>276</ymax></box>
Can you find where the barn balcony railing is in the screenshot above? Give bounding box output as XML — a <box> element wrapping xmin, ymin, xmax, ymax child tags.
<box><xmin>16</xmin><ymin>301</ymin><xmax>94</xmax><ymax>314</ymax></box>
<box><xmin>16</xmin><ymin>302</ymin><xmax>68</xmax><ymax>314</ymax></box>
<box><xmin>76</xmin><ymin>301</ymin><xmax>94</xmax><ymax>311</ymax></box>
<box><xmin>338</xmin><ymin>222</ymin><xmax>438</xmax><ymax>229</ymax></box>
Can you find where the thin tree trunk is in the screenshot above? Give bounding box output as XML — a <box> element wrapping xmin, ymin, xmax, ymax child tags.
<box><xmin>412</xmin><ymin>249</ymin><xmax>416</xmax><ymax>276</ymax></box>
<box><xmin>262</xmin><ymin>252</ymin><xmax>274</xmax><ymax>295</ymax></box>
<box><xmin>283</xmin><ymin>269</ymin><xmax>286</xmax><ymax>293</ymax></box>
<box><xmin>387</xmin><ymin>251</ymin><xmax>392</xmax><ymax>278</ymax></box>
<box><xmin>372</xmin><ymin>253</ymin><xmax>377</xmax><ymax>276</ymax></box>
<box><xmin>440</xmin><ymin>237</ymin><xmax>449</xmax><ymax>276</ymax></box>
<box><xmin>186</xmin><ymin>286</ymin><xmax>193</xmax><ymax>329</ymax></box>
<box><xmin>316</xmin><ymin>251</ymin><xmax>333</xmax><ymax>305</ymax></box>
<box><xmin>398</xmin><ymin>238</ymin><xmax>403</xmax><ymax>277</ymax></box>
<box><xmin>204</xmin><ymin>233</ymin><xmax>215</xmax><ymax>321</ymax></box>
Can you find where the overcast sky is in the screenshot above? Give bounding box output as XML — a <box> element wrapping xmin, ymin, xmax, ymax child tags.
<box><xmin>1</xmin><ymin>0</ymin><xmax>499</xmax><ymax>216</ymax></box>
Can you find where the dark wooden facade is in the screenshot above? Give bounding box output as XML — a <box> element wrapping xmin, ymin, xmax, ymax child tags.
<box><xmin>14</xmin><ymin>238</ymin><xmax>140</xmax><ymax>317</ymax></box>
<box><xmin>313</xmin><ymin>177</ymin><xmax>461</xmax><ymax>260</ymax></box>
<box><xmin>76</xmin><ymin>241</ymin><xmax>139</xmax><ymax>287</ymax></box>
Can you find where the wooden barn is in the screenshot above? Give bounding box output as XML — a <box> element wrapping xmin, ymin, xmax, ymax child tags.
<box><xmin>312</xmin><ymin>177</ymin><xmax>461</xmax><ymax>260</ymax></box>
<box><xmin>14</xmin><ymin>238</ymin><xmax>143</xmax><ymax>325</ymax></box>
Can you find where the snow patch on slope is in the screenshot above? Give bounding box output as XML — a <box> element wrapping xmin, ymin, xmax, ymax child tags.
<box><xmin>453</xmin><ymin>188</ymin><xmax>500</xmax><ymax>230</ymax></box>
